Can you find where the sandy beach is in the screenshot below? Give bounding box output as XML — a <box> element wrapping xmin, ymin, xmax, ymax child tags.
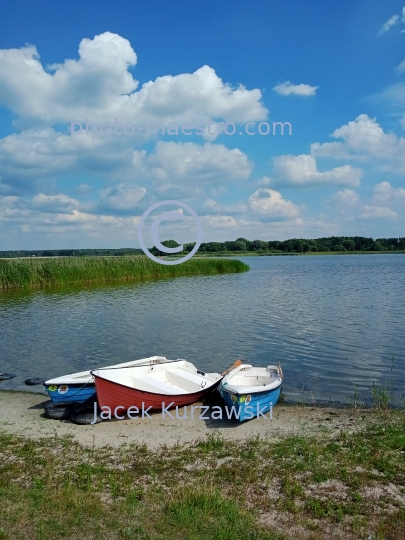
<box><xmin>0</xmin><ymin>389</ymin><xmax>375</xmax><ymax>449</ymax></box>
<box><xmin>1</xmin><ymin>389</ymin><xmax>404</xmax><ymax>539</ymax></box>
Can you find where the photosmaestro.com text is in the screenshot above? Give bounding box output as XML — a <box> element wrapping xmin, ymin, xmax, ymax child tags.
<box><xmin>71</xmin><ymin>119</ymin><xmax>292</xmax><ymax>137</ymax></box>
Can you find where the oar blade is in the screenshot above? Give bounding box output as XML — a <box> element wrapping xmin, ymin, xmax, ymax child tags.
<box><xmin>221</xmin><ymin>359</ymin><xmax>242</xmax><ymax>376</ymax></box>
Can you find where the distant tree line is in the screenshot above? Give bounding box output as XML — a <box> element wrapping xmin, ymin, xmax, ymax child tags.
<box><xmin>151</xmin><ymin>236</ymin><xmax>405</xmax><ymax>256</ymax></box>
<box><xmin>0</xmin><ymin>248</ymin><xmax>143</xmax><ymax>258</ymax></box>
<box><xmin>2</xmin><ymin>237</ymin><xmax>405</xmax><ymax>259</ymax></box>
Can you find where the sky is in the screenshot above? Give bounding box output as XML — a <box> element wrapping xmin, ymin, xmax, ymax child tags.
<box><xmin>0</xmin><ymin>0</ymin><xmax>404</xmax><ymax>249</ymax></box>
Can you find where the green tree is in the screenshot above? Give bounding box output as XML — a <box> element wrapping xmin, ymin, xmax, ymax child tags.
<box><xmin>251</xmin><ymin>239</ymin><xmax>268</xmax><ymax>251</ymax></box>
<box><xmin>342</xmin><ymin>239</ymin><xmax>356</xmax><ymax>251</ymax></box>
<box><xmin>150</xmin><ymin>240</ymin><xmax>181</xmax><ymax>256</ymax></box>
<box><xmin>234</xmin><ymin>240</ymin><xmax>247</xmax><ymax>251</ymax></box>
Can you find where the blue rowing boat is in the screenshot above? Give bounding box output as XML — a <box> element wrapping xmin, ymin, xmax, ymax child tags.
<box><xmin>44</xmin><ymin>356</ymin><xmax>169</xmax><ymax>403</ymax></box>
<box><xmin>219</xmin><ymin>363</ymin><xmax>283</xmax><ymax>422</ymax></box>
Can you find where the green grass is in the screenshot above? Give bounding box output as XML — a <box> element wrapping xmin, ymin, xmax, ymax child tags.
<box><xmin>165</xmin><ymin>486</ymin><xmax>280</xmax><ymax>540</ymax></box>
<box><xmin>1</xmin><ymin>409</ymin><xmax>405</xmax><ymax>539</ymax></box>
<box><xmin>0</xmin><ymin>255</ymin><xmax>249</xmax><ymax>289</ymax></box>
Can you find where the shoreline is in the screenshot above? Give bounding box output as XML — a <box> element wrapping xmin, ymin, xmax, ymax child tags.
<box><xmin>195</xmin><ymin>250</ymin><xmax>405</xmax><ymax>257</ymax></box>
<box><xmin>0</xmin><ymin>389</ymin><xmax>383</xmax><ymax>449</ymax></box>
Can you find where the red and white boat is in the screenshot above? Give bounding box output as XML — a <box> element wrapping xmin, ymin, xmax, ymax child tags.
<box><xmin>91</xmin><ymin>359</ymin><xmax>222</xmax><ymax>412</ymax></box>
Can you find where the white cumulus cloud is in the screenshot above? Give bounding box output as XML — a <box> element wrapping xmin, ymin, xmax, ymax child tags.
<box><xmin>378</xmin><ymin>14</ymin><xmax>400</xmax><ymax>35</ymax></box>
<box><xmin>311</xmin><ymin>114</ymin><xmax>405</xmax><ymax>173</ymax></box>
<box><xmin>272</xmin><ymin>154</ymin><xmax>361</xmax><ymax>187</ymax></box>
<box><xmin>0</xmin><ymin>128</ymin><xmax>252</xmax><ymax>196</ymax></box>
<box><xmin>373</xmin><ymin>181</ymin><xmax>405</xmax><ymax>203</ymax></box>
<box><xmin>137</xmin><ymin>141</ymin><xmax>253</xmax><ymax>187</ymax></box>
<box><xmin>201</xmin><ymin>199</ymin><xmax>247</xmax><ymax>215</ymax></box>
<box><xmin>378</xmin><ymin>6</ymin><xmax>405</xmax><ymax>35</ymax></box>
<box><xmin>359</xmin><ymin>205</ymin><xmax>398</xmax><ymax>219</ymax></box>
<box><xmin>32</xmin><ymin>193</ymin><xmax>81</xmax><ymax>213</ymax></box>
<box><xmin>395</xmin><ymin>58</ymin><xmax>405</xmax><ymax>73</ymax></box>
<box><xmin>0</xmin><ymin>32</ymin><xmax>268</xmax><ymax>129</ymax></box>
<box><xmin>97</xmin><ymin>184</ymin><xmax>148</xmax><ymax>212</ymax></box>
<box><xmin>248</xmin><ymin>188</ymin><xmax>300</xmax><ymax>218</ymax></box>
<box><xmin>330</xmin><ymin>189</ymin><xmax>360</xmax><ymax>206</ymax></box>
<box><xmin>273</xmin><ymin>81</ymin><xmax>318</xmax><ymax>96</ymax></box>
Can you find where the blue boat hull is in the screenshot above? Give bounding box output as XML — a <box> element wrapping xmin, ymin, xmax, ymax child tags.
<box><xmin>219</xmin><ymin>383</ymin><xmax>282</xmax><ymax>422</ymax></box>
<box><xmin>44</xmin><ymin>383</ymin><xmax>96</xmax><ymax>404</ymax></box>
<box><xmin>43</xmin><ymin>356</ymin><xmax>173</xmax><ymax>404</ymax></box>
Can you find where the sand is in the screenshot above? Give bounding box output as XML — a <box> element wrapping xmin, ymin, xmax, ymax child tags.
<box><xmin>0</xmin><ymin>389</ymin><xmax>374</xmax><ymax>449</ymax></box>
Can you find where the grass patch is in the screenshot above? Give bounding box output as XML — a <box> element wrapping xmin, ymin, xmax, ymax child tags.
<box><xmin>0</xmin><ymin>255</ymin><xmax>249</xmax><ymax>289</ymax></box>
<box><xmin>165</xmin><ymin>485</ymin><xmax>280</xmax><ymax>539</ymax></box>
<box><xmin>0</xmin><ymin>410</ymin><xmax>404</xmax><ymax>538</ymax></box>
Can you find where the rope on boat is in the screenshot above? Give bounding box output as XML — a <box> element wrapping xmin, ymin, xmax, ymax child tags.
<box><xmin>93</xmin><ymin>358</ymin><xmax>179</xmax><ymax>371</ymax></box>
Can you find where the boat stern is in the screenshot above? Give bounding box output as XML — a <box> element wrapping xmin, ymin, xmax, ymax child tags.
<box><xmin>219</xmin><ymin>382</ymin><xmax>281</xmax><ymax>422</ymax></box>
<box><xmin>44</xmin><ymin>382</ymin><xmax>96</xmax><ymax>404</ymax></box>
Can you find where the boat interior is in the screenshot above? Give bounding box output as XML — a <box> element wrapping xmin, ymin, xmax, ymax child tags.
<box><xmin>94</xmin><ymin>360</ymin><xmax>221</xmax><ymax>395</ymax></box>
<box><xmin>45</xmin><ymin>356</ymin><xmax>168</xmax><ymax>385</ymax></box>
<box><xmin>227</xmin><ymin>365</ymin><xmax>280</xmax><ymax>388</ymax></box>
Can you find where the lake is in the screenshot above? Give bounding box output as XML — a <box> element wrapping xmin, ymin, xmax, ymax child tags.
<box><xmin>1</xmin><ymin>254</ymin><xmax>404</xmax><ymax>405</ymax></box>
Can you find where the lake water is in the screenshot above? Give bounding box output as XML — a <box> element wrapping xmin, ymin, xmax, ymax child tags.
<box><xmin>1</xmin><ymin>254</ymin><xmax>404</xmax><ymax>405</ymax></box>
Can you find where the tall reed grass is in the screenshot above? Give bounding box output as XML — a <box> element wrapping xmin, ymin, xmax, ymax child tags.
<box><xmin>0</xmin><ymin>255</ymin><xmax>249</xmax><ymax>289</ymax></box>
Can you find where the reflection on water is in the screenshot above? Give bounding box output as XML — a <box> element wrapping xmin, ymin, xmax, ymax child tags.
<box><xmin>1</xmin><ymin>254</ymin><xmax>404</xmax><ymax>404</ymax></box>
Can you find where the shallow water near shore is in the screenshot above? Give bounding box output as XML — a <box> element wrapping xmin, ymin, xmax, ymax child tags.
<box><xmin>0</xmin><ymin>254</ymin><xmax>404</xmax><ymax>404</ymax></box>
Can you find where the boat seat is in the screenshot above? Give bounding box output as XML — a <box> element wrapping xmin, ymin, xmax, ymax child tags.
<box><xmin>131</xmin><ymin>375</ymin><xmax>181</xmax><ymax>395</ymax></box>
<box><xmin>165</xmin><ymin>368</ymin><xmax>205</xmax><ymax>393</ymax></box>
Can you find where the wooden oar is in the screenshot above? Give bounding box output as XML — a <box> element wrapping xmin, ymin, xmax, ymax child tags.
<box><xmin>221</xmin><ymin>359</ymin><xmax>242</xmax><ymax>376</ymax></box>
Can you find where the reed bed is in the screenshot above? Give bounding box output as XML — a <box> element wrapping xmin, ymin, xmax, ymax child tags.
<box><xmin>0</xmin><ymin>255</ymin><xmax>249</xmax><ymax>289</ymax></box>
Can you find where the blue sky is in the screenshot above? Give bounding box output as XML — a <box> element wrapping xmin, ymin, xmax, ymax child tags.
<box><xmin>0</xmin><ymin>0</ymin><xmax>404</xmax><ymax>249</ymax></box>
